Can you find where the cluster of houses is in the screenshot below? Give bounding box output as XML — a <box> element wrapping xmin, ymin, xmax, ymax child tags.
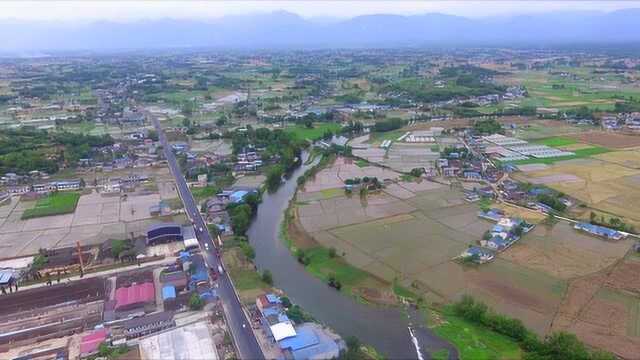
<box><xmin>204</xmin><ymin>186</ymin><xmax>259</xmax><ymax>234</ymax></box>
<box><xmin>461</xmin><ymin>208</ymin><xmax>535</xmax><ymax>264</ymax></box>
<box><xmin>436</xmin><ymin>147</ymin><xmax>502</xmax><ymax>183</ymax></box>
<box><xmin>4</xmin><ymin>178</ymin><xmax>83</xmax><ymax>195</ymax></box>
<box><xmin>235</xmin><ymin>148</ymin><xmax>264</xmax><ymax>172</ymax></box>
<box><xmin>254</xmin><ymin>293</ymin><xmax>344</xmax><ymax>360</ymax></box>
<box><xmin>601</xmin><ymin>112</ymin><xmax>640</xmax><ymax>131</ymax></box>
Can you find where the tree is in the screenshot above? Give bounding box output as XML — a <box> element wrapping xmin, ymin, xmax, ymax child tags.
<box><xmin>239</xmin><ymin>242</ymin><xmax>255</xmax><ymax>260</ymax></box>
<box><xmin>266</xmin><ymin>165</ymin><xmax>284</xmax><ymax>192</ymax></box>
<box><xmin>262</xmin><ymin>270</ymin><xmax>273</xmax><ymax>285</ymax></box>
<box><xmin>329</xmin><ymin>247</ymin><xmax>337</xmax><ymax>258</ymax></box>
<box><xmin>281</xmin><ymin>296</ymin><xmax>292</xmax><ymax>308</ymax></box>
<box><xmin>189</xmin><ymin>292</ymin><xmax>204</xmax><ymax>310</ymax></box>
<box><xmin>111</xmin><ymin>239</ymin><xmax>130</xmax><ymax>259</ymax></box>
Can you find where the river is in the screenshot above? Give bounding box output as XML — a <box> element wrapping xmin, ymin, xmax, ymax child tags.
<box><xmin>247</xmin><ymin>155</ymin><xmax>458</xmax><ymax>359</ymax></box>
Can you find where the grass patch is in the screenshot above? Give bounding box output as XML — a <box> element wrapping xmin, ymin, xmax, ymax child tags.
<box><xmin>230</xmin><ymin>267</ymin><xmax>267</xmax><ymax>291</ymax></box>
<box><xmin>368</xmin><ymin>129</ymin><xmax>406</xmax><ymax>144</ymax></box>
<box><xmin>533</xmin><ymin>136</ymin><xmax>578</xmax><ymax>147</ymax></box>
<box><xmin>320</xmin><ymin>188</ymin><xmax>344</xmax><ymax>199</ymax></box>
<box><xmin>284</xmin><ymin>123</ymin><xmax>342</xmax><ymax>141</ymax></box>
<box><xmin>22</xmin><ymin>192</ymin><xmax>80</xmax><ymax>219</ymax></box>
<box><xmin>303</xmin><ymin>246</ymin><xmax>370</xmax><ymax>294</ymax></box>
<box><xmin>392</xmin><ymin>279</ymin><xmax>419</xmax><ymax>301</ymax></box>
<box><xmin>191</xmin><ymin>185</ymin><xmax>219</xmax><ymax>201</ymax></box>
<box><xmin>355</xmin><ymin>159</ymin><xmax>369</xmax><ymax>168</ymax></box>
<box><xmin>164</xmin><ymin>198</ymin><xmax>184</xmax><ymax>210</ymax></box>
<box><xmin>508</xmin><ymin>146</ymin><xmax>611</xmax><ymax>165</ymax></box>
<box><xmin>400</xmin><ymin>174</ymin><xmax>418</xmax><ymax>182</ymax></box>
<box><xmin>432</xmin><ymin>306</ymin><xmax>522</xmax><ymax>360</ymax></box>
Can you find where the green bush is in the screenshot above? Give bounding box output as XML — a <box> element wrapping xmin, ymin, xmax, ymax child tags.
<box><xmin>189</xmin><ymin>293</ymin><xmax>204</xmax><ymax>310</ymax></box>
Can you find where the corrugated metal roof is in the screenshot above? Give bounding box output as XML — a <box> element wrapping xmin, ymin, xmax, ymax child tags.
<box><xmin>0</xmin><ymin>270</ymin><xmax>14</xmax><ymax>284</ymax></box>
<box><xmin>115</xmin><ymin>282</ymin><xmax>155</xmax><ymax>310</ymax></box>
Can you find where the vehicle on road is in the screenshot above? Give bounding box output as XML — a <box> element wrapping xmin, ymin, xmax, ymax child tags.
<box><xmin>218</xmin><ymin>265</ymin><xmax>224</xmax><ymax>274</ymax></box>
<box><xmin>205</xmin><ymin>242</ymin><xmax>210</xmax><ymax>251</ymax></box>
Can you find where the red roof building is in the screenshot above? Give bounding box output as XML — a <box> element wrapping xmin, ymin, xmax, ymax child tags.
<box><xmin>114</xmin><ymin>282</ymin><xmax>155</xmax><ymax>311</ymax></box>
<box><xmin>80</xmin><ymin>328</ymin><xmax>107</xmax><ymax>356</ymax></box>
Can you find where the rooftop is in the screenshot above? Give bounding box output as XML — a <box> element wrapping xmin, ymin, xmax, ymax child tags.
<box><xmin>115</xmin><ymin>282</ymin><xmax>155</xmax><ymax>310</ymax></box>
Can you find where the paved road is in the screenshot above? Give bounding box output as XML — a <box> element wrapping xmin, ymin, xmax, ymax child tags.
<box><xmin>151</xmin><ymin>116</ymin><xmax>264</xmax><ymax>360</ymax></box>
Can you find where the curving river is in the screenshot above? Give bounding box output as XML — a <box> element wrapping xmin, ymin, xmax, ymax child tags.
<box><xmin>247</xmin><ymin>154</ymin><xmax>458</xmax><ymax>359</ymax></box>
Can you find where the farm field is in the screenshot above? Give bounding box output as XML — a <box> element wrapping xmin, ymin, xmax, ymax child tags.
<box><xmin>569</xmin><ymin>131</ymin><xmax>640</xmax><ymax>149</ymax></box>
<box><xmin>21</xmin><ymin>192</ymin><xmax>81</xmax><ymax>219</ymax></box>
<box><xmin>552</xmin><ymin>256</ymin><xmax>640</xmax><ymax>359</ymax></box>
<box><xmin>295</xmin><ymin>160</ymin><xmax>573</xmax><ymax>336</ymax></box>
<box><xmin>0</xmin><ymin>186</ymin><xmax>183</xmax><ymax>259</ymax></box>
<box><xmin>497</xmin><ymin>69</ymin><xmax>640</xmax><ymax>111</ymax></box>
<box><xmin>509</xmin><ymin>121</ymin><xmax>595</xmax><ymax>140</ymax></box>
<box><xmin>499</xmin><ymin>222</ymin><xmax>634</xmax><ymax>279</ymax></box>
<box><xmin>298</xmin><ymin>156</ymin><xmax>400</xmax><ymax>194</ymax></box>
<box><xmin>512</xmin><ymin>157</ymin><xmax>640</xmax><ymax>227</ymax></box>
<box><xmin>292</xmin><ymin>153</ymin><xmax>640</xmax><ymax>354</ymax></box>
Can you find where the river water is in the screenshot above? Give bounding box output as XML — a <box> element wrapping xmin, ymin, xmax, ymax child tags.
<box><xmin>247</xmin><ymin>155</ymin><xmax>458</xmax><ymax>359</ymax></box>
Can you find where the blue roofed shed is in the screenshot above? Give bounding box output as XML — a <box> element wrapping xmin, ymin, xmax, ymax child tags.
<box><xmin>230</xmin><ymin>190</ymin><xmax>249</xmax><ymax>203</ymax></box>
<box><xmin>279</xmin><ymin>323</ymin><xmax>342</xmax><ymax>360</ymax></box>
<box><xmin>162</xmin><ymin>285</ymin><xmax>176</xmax><ymax>300</ymax></box>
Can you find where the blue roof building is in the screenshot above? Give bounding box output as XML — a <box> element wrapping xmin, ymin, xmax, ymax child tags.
<box><xmin>574</xmin><ymin>222</ymin><xmax>626</xmax><ymax>241</ymax></box>
<box><xmin>162</xmin><ymin>285</ymin><xmax>176</xmax><ymax>300</ymax></box>
<box><xmin>230</xmin><ymin>190</ymin><xmax>249</xmax><ymax>203</ymax></box>
<box><xmin>279</xmin><ymin>323</ymin><xmax>342</xmax><ymax>360</ymax></box>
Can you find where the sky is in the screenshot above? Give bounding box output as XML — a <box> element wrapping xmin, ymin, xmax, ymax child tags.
<box><xmin>1</xmin><ymin>1</ymin><xmax>639</xmax><ymax>22</ymax></box>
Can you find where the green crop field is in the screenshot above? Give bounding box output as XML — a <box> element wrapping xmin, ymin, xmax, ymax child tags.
<box><xmin>533</xmin><ymin>136</ymin><xmax>578</xmax><ymax>147</ymax></box>
<box><xmin>285</xmin><ymin>123</ymin><xmax>342</xmax><ymax>141</ymax></box>
<box><xmin>22</xmin><ymin>192</ymin><xmax>81</xmax><ymax>219</ymax></box>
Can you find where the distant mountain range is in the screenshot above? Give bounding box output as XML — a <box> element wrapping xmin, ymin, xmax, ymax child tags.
<box><xmin>1</xmin><ymin>10</ymin><xmax>640</xmax><ymax>52</ymax></box>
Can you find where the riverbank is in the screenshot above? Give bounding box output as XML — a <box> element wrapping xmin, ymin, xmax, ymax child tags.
<box><xmin>246</xmin><ymin>151</ymin><xmax>460</xmax><ymax>358</ymax></box>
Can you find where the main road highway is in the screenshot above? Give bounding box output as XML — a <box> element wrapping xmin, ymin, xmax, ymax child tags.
<box><xmin>151</xmin><ymin>115</ymin><xmax>264</xmax><ymax>360</ymax></box>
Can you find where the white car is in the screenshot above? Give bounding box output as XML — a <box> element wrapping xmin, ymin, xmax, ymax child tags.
<box><xmin>205</xmin><ymin>243</ymin><xmax>210</xmax><ymax>250</ymax></box>
<box><xmin>198</xmin><ymin>227</ymin><xmax>203</xmax><ymax>232</ymax></box>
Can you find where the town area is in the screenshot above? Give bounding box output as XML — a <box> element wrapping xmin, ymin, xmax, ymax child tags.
<box><xmin>1</xmin><ymin>45</ymin><xmax>640</xmax><ymax>360</ymax></box>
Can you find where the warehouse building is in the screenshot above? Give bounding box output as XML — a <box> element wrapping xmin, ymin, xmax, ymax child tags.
<box><xmin>146</xmin><ymin>223</ymin><xmax>183</xmax><ymax>245</ymax></box>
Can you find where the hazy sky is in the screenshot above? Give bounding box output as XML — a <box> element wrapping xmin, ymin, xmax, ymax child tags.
<box><xmin>1</xmin><ymin>1</ymin><xmax>639</xmax><ymax>21</ymax></box>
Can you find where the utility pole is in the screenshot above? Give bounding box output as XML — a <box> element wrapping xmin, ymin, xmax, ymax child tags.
<box><xmin>76</xmin><ymin>241</ymin><xmax>84</xmax><ymax>278</ymax></box>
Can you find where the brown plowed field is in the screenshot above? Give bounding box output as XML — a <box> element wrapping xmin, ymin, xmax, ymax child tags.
<box><xmin>570</xmin><ymin>131</ymin><xmax>640</xmax><ymax>149</ymax></box>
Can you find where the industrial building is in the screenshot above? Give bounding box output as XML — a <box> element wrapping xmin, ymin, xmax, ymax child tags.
<box><xmin>146</xmin><ymin>223</ymin><xmax>183</xmax><ymax>245</ymax></box>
